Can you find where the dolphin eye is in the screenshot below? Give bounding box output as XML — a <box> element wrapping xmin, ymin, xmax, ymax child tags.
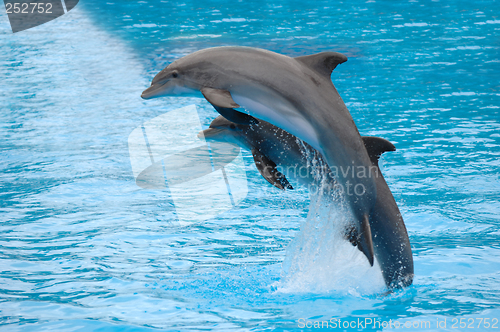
<box><xmin>172</xmin><ymin>71</ymin><xmax>179</xmax><ymax>78</ymax></box>
<box><xmin>229</xmin><ymin>124</ymin><xmax>236</xmax><ymax>129</ymax></box>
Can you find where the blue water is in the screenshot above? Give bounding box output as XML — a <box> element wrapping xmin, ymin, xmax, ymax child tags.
<box><xmin>1</xmin><ymin>0</ymin><xmax>499</xmax><ymax>331</ymax></box>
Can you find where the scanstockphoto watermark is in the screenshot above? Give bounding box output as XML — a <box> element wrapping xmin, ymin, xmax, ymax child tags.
<box><xmin>298</xmin><ymin>317</ymin><xmax>432</xmax><ymax>329</ymax></box>
<box><xmin>275</xmin><ymin>164</ymin><xmax>381</xmax><ymax>196</ymax></box>
<box><xmin>3</xmin><ymin>0</ymin><xmax>79</xmax><ymax>33</ymax></box>
<box><xmin>297</xmin><ymin>317</ymin><xmax>500</xmax><ymax>329</ymax></box>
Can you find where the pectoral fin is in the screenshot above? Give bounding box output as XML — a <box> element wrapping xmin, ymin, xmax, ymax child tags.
<box><xmin>201</xmin><ymin>88</ymin><xmax>240</xmax><ymax>108</ymax></box>
<box><xmin>211</xmin><ymin>105</ymin><xmax>258</xmax><ymax>125</ymax></box>
<box><xmin>201</xmin><ymin>88</ymin><xmax>257</xmax><ymax>125</ymax></box>
<box><xmin>348</xmin><ymin>214</ymin><xmax>374</xmax><ymax>266</ymax></box>
<box><xmin>252</xmin><ymin>149</ymin><xmax>293</xmax><ymax>190</ymax></box>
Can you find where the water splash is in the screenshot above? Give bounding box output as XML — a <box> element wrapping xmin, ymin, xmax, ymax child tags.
<box><xmin>277</xmin><ymin>193</ymin><xmax>386</xmax><ymax>295</ymax></box>
<box><xmin>276</xmin><ymin>140</ymin><xmax>386</xmax><ymax>295</ymax></box>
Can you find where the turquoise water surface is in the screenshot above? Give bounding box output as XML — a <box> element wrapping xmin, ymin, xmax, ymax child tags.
<box><xmin>1</xmin><ymin>0</ymin><xmax>499</xmax><ymax>331</ymax></box>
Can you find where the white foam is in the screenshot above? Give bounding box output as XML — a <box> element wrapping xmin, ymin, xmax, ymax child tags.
<box><xmin>276</xmin><ymin>192</ymin><xmax>386</xmax><ymax>295</ymax></box>
<box><xmin>275</xmin><ymin>147</ymin><xmax>386</xmax><ymax>295</ymax></box>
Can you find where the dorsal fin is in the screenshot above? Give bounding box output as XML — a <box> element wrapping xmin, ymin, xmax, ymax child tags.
<box><xmin>362</xmin><ymin>136</ymin><xmax>396</xmax><ymax>166</ymax></box>
<box><xmin>295</xmin><ymin>52</ymin><xmax>348</xmax><ymax>77</ymax></box>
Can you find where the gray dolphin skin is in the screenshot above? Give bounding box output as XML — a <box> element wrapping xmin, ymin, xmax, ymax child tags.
<box><xmin>200</xmin><ymin>115</ymin><xmax>414</xmax><ymax>289</ymax></box>
<box><xmin>200</xmin><ymin>115</ymin><xmax>329</xmax><ymax>189</ymax></box>
<box><xmin>141</xmin><ymin>46</ymin><xmax>412</xmax><ymax>288</ymax></box>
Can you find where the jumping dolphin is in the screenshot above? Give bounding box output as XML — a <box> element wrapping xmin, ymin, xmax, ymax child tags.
<box><xmin>201</xmin><ymin>115</ymin><xmax>329</xmax><ymax>190</ymax></box>
<box><xmin>200</xmin><ymin>115</ymin><xmax>414</xmax><ymax>289</ymax></box>
<box><xmin>141</xmin><ymin>46</ymin><xmax>392</xmax><ymax>276</ymax></box>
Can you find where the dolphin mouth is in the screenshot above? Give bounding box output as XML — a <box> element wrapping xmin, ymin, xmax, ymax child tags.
<box><xmin>141</xmin><ymin>82</ymin><xmax>167</xmax><ymax>99</ymax></box>
<box><xmin>197</xmin><ymin>128</ymin><xmax>224</xmax><ymax>140</ymax></box>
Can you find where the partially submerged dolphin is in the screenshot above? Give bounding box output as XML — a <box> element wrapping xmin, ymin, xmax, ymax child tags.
<box><xmin>141</xmin><ymin>46</ymin><xmax>412</xmax><ymax>287</ymax></box>
<box><xmin>200</xmin><ymin>115</ymin><xmax>414</xmax><ymax>289</ymax></box>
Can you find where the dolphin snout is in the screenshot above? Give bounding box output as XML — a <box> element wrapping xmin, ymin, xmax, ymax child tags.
<box><xmin>141</xmin><ymin>82</ymin><xmax>166</xmax><ymax>99</ymax></box>
<box><xmin>140</xmin><ymin>88</ymin><xmax>152</xmax><ymax>99</ymax></box>
<box><xmin>198</xmin><ymin>128</ymin><xmax>224</xmax><ymax>141</ymax></box>
<box><xmin>142</xmin><ymin>69</ymin><xmax>171</xmax><ymax>99</ymax></box>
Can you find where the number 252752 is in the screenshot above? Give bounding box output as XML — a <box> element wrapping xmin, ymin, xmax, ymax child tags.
<box><xmin>5</xmin><ymin>3</ymin><xmax>53</xmax><ymax>14</ymax></box>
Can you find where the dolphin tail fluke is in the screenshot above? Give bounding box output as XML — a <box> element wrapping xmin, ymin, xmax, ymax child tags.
<box><xmin>357</xmin><ymin>214</ymin><xmax>375</xmax><ymax>266</ymax></box>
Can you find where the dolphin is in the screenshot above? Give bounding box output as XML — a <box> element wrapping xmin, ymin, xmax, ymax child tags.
<box><xmin>200</xmin><ymin>115</ymin><xmax>330</xmax><ymax>190</ymax></box>
<box><xmin>200</xmin><ymin>115</ymin><xmax>414</xmax><ymax>289</ymax></box>
<box><xmin>141</xmin><ymin>46</ymin><xmax>391</xmax><ymax>275</ymax></box>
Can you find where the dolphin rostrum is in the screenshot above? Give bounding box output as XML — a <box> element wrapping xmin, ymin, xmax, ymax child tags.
<box><xmin>200</xmin><ymin>115</ymin><xmax>414</xmax><ymax>289</ymax></box>
<box><xmin>142</xmin><ymin>46</ymin><xmax>401</xmax><ymax>280</ymax></box>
